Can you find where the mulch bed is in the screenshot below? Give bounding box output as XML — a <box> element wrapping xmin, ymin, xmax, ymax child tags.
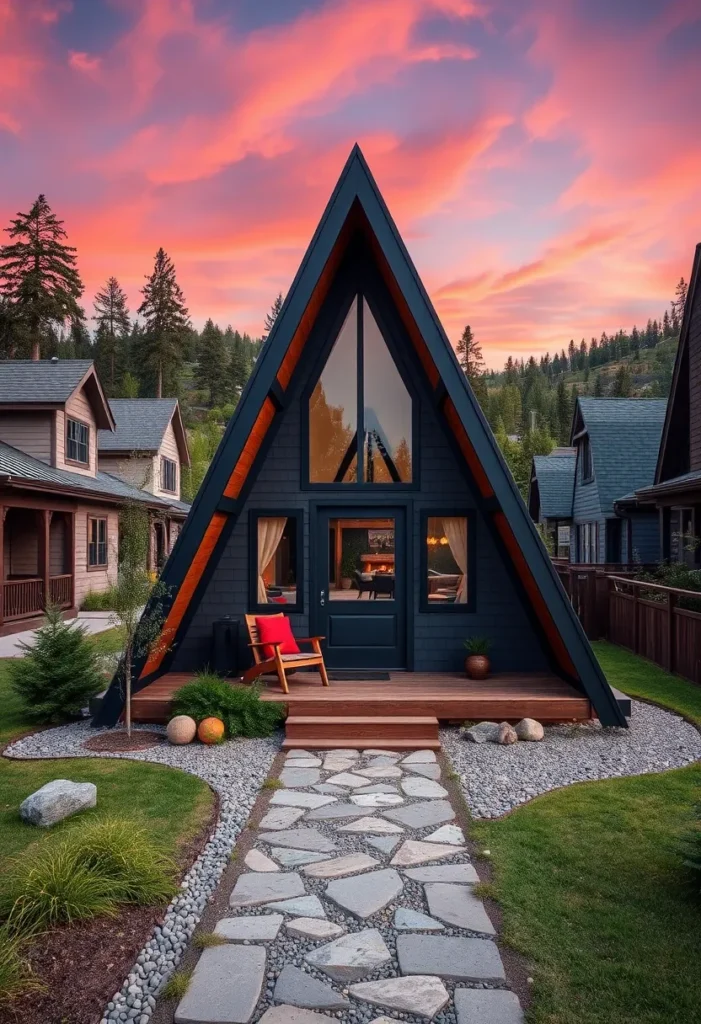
<box><xmin>83</xmin><ymin>730</ymin><xmax>166</xmax><ymax>752</ymax></box>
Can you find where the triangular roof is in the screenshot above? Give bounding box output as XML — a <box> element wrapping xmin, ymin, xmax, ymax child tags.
<box><xmin>528</xmin><ymin>448</ymin><xmax>576</xmax><ymax>520</ymax></box>
<box><xmin>96</xmin><ymin>144</ymin><xmax>625</xmax><ymax>728</ymax></box>
<box><xmin>99</xmin><ymin>398</ymin><xmax>190</xmax><ymax>466</ymax></box>
<box><xmin>0</xmin><ymin>358</ymin><xmax>115</xmax><ymax>430</ymax></box>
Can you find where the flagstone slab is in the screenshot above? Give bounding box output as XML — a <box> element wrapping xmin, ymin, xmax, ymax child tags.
<box><xmin>325</xmin><ymin>772</ymin><xmax>371</xmax><ymax>788</ymax></box>
<box><xmin>286</xmin><ymin>918</ymin><xmax>346</xmax><ymax>940</ymax></box>
<box><xmin>244</xmin><ymin>849</ymin><xmax>280</xmax><ymax>872</ymax></box>
<box><xmin>354</xmin><ymin>783</ymin><xmax>400</xmax><ymax>795</ymax></box>
<box><xmin>349</xmin><ymin>975</ymin><xmax>450</xmax><ymax>1019</ymax></box>
<box><xmin>391</xmin><ymin>840</ymin><xmax>461</xmax><ymax>867</ymax></box>
<box><xmin>454</xmin><ymin>988</ymin><xmax>524</xmax><ymax>1024</ymax></box>
<box><xmin>305</xmin><ymin>803</ymin><xmax>366</xmax><ymax>821</ymax></box>
<box><xmin>401</xmin><ymin>750</ymin><xmax>437</xmax><ymax>765</ymax></box>
<box><xmin>396</xmin><ymin>935</ymin><xmax>505</xmax><ymax>982</ymax></box>
<box><xmin>394</xmin><ymin>908</ymin><xmax>444</xmax><ymax>931</ymax></box>
<box><xmin>383</xmin><ymin>800</ymin><xmax>455</xmax><ymax>830</ymax></box>
<box><xmin>266</xmin><ymin>894</ymin><xmax>327</xmax><ymax>919</ymax></box>
<box><xmin>259</xmin><ymin>828</ymin><xmax>337</xmax><ymax>852</ymax></box>
<box><xmin>274</xmin><ymin>965</ymin><xmax>349</xmax><ymax>1010</ymax></box>
<box><xmin>270</xmin><ymin>849</ymin><xmax>331</xmax><ymax>868</ymax></box>
<box><xmin>259</xmin><ymin>1009</ymin><xmax>334</xmax><ymax>1024</ymax></box>
<box><xmin>365</xmin><ymin>835</ymin><xmax>402</xmax><ymax>855</ymax></box>
<box><xmin>403</xmin><ymin>763</ymin><xmax>442</xmax><ymax>780</ymax></box>
<box><xmin>322</xmin><ymin>762</ymin><xmax>356</xmax><ymax>774</ymax></box>
<box><xmin>229</xmin><ymin>872</ymin><xmax>305</xmax><ymax>909</ymax></box>
<box><xmin>303</xmin><ymin>853</ymin><xmax>379</xmax><ymax>878</ymax></box>
<box><xmin>259</xmin><ymin>806</ymin><xmax>307</xmax><ymax>830</ymax></box>
<box><xmin>423</xmin><ymin>824</ymin><xmax>465</xmax><ymax>846</ymax></box>
<box><xmin>271</xmin><ymin>792</ymin><xmax>338</xmax><ymax>809</ymax></box>
<box><xmin>325</xmin><ymin>868</ymin><xmax>403</xmax><ymax>918</ymax></box>
<box><xmin>365</xmin><ymin>756</ymin><xmax>401</xmax><ymax>768</ymax></box>
<box><xmin>325</xmin><ymin>749</ymin><xmax>360</xmax><ymax>759</ymax></box>
<box><xmin>305</xmin><ymin>928</ymin><xmax>391</xmax><ymax>982</ymax></box>
<box><xmin>355</xmin><ymin>766</ymin><xmax>403</xmax><ymax>779</ymax></box>
<box><xmin>281</xmin><ymin>768</ymin><xmax>322</xmax><ymax>788</ymax></box>
<box><xmin>400</xmin><ymin>777</ymin><xmax>448</xmax><ymax>799</ymax></box>
<box><xmin>362</xmin><ymin>749</ymin><xmax>401</xmax><ymax>759</ymax></box>
<box><xmin>214</xmin><ymin>915</ymin><xmax>284</xmax><ymax>942</ymax></box>
<box><xmin>286</xmin><ymin>749</ymin><xmax>314</xmax><ymax>759</ymax></box>
<box><xmin>174</xmin><ymin>944</ymin><xmax>266</xmax><ymax>1024</ymax></box>
<box><xmin>337</xmin><ymin>816</ymin><xmax>403</xmax><ymax>835</ymax></box>
<box><xmin>313</xmin><ymin>783</ymin><xmax>348</xmax><ymax>795</ymax></box>
<box><xmin>351</xmin><ymin>793</ymin><xmax>404</xmax><ymax>807</ymax></box>
<box><xmin>425</xmin><ymin>883</ymin><xmax>495</xmax><ymax>934</ymax></box>
<box><xmin>403</xmin><ymin>864</ymin><xmax>479</xmax><ymax>884</ymax></box>
<box><xmin>283</xmin><ymin>758</ymin><xmax>322</xmax><ymax>768</ymax></box>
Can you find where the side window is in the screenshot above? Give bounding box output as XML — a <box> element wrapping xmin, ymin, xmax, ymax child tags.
<box><xmin>421</xmin><ymin>513</ymin><xmax>473</xmax><ymax>612</ymax></box>
<box><xmin>250</xmin><ymin>511</ymin><xmax>302</xmax><ymax>612</ymax></box>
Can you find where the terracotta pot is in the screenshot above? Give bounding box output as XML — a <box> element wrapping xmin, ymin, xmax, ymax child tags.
<box><xmin>465</xmin><ymin>654</ymin><xmax>490</xmax><ymax>680</ymax></box>
<box><xmin>341</xmin><ymin>578</ymin><xmax>352</xmax><ymax>590</ymax></box>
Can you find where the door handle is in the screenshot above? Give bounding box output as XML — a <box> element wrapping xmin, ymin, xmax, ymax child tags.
<box><xmin>320</xmin><ymin>589</ymin><xmax>326</xmax><ymax>607</ymax></box>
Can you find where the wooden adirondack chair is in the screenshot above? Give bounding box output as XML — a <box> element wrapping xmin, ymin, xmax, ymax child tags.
<box><xmin>242</xmin><ymin>613</ymin><xmax>330</xmax><ymax>694</ymax></box>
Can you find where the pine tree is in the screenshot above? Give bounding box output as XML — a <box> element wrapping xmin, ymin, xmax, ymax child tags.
<box><xmin>93</xmin><ymin>276</ymin><xmax>130</xmax><ymax>394</ymax></box>
<box><xmin>137</xmin><ymin>248</ymin><xmax>190</xmax><ymax>398</ymax></box>
<box><xmin>0</xmin><ymin>194</ymin><xmax>85</xmax><ymax>359</ymax></box>
<box><xmin>612</xmin><ymin>364</ymin><xmax>633</xmax><ymax>397</ymax></box>
<box><xmin>662</xmin><ymin>308</ymin><xmax>672</xmax><ymax>338</ymax></box>
<box><xmin>263</xmin><ymin>293</ymin><xmax>283</xmax><ymax>339</ymax></box>
<box><xmin>197</xmin><ymin>318</ymin><xmax>229</xmax><ymax>406</ymax></box>
<box><xmin>555</xmin><ymin>379</ymin><xmax>572</xmax><ymax>442</ymax></box>
<box><xmin>593</xmin><ymin>373</ymin><xmax>604</xmax><ymax>397</ymax></box>
<box><xmin>673</xmin><ymin>277</ymin><xmax>688</xmax><ymax>326</ymax></box>
<box><xmin>456</xmin><ymin>325</ymin><xmax>487</xmax><ymax>406</ymax></box>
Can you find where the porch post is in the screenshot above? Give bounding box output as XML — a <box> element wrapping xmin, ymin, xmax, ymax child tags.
<box><xmin>66</xmin><ymin>511</ymin><xmax>75</xmax><ymax>609</ymax></box>
<box><xmin>0</xmin><ymin>504</ymin><xmax>4</xmax><ymax>626</ymax></box>
<box><xmin>38</xmin><ymin>509</ymin><xmax>51</xmax><ymax>610</ymax></box>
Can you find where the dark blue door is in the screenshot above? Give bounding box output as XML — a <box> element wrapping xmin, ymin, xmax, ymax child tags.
<box><xmin>313</xmin><ymin>507</ymin><xmax>407</xmax><ymax>669</ymax></box>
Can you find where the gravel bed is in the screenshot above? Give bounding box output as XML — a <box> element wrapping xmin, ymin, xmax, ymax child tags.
<box><xmin>5</xmin><ymin>721</ymin><xmax>279</xmax><ymax>1024</ymax></box>
<box><xmin>442</xmin><ymin>698</ymin><xmax>701</xmax><ymax>818</ymax></box>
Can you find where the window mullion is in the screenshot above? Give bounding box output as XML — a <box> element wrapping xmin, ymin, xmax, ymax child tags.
<box><xmin>356</xmin><ymin>292</ymin><xmax>364</xmax><ymax>485</ymax></box>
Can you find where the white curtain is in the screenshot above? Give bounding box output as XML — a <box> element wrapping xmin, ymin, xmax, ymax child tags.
<box><xmin>442</xmin><ymin>517</ymin><xmax>468</xmax><ymax>603</ymax></box>
<box><xmin>258</xmin><ymin>517</ymin><xmax>287</xmax><ymax>603</ymax></box>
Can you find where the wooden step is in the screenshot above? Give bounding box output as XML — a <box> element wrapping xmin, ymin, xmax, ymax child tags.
<box><xmin>282</xmin><ymin>715</ymin><xmax>440</xmax><ymax>750</ymax></box>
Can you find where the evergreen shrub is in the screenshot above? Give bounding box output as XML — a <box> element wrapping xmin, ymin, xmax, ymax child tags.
<box><xmin>170</xmin><ymin>673</ymin><xmax>284</xmax><ymax>738</ymax></box>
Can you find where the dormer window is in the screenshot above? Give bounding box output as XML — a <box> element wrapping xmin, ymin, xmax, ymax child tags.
<box><xmin>580</xmin><ymin>435</ymin><xmax>593</xmax><ymax>483</ymax></box>
<box><xmin>67</xmin><ymin>418</ymin><xmax>89</xmax><ymax>465</ymax></box>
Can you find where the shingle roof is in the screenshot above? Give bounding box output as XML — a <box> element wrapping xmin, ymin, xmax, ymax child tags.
<box><xmin>531</xmin><ymin>449</ymin><xmax>576</xmax><ymax>518</ymax></box>
<box><xmin>99</xmin><ymin>399</ymin><xmax>178</xmax><ymax>452</ymax></box>
<box><xmin>636</xmin><ymin>468</ymin><xmax>701</xmax><ymax>498</ymax></box>
<box><xmin>0</xmin><ymin>359</ymin><xmax>94</xmax><ymax>403</ymax></box>
<box><xmin>576</xmin><ymin>398</ymin><xmax>667</xmax><ymax>513</ymax></box>
<box><xmin>0</xmin><ymin>441</ymin><xmax>189</xmax><ymax>516</ymax></box>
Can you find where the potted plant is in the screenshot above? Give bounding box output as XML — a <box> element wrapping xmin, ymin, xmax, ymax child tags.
<box><xmin>464</xmin><ymin>636</ymin><xmax>492</xmax><ymax>679</ymax></box>
<box><xmin>340</xmin><ymin>550</ymin><xmax>356</xmax><ymax>590</ymax></box>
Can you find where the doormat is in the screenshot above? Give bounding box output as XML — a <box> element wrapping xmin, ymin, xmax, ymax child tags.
<box><xmin>327</xmin><ymin>670</ymin><xmax>391</xmax><ymax>681</ymax></box>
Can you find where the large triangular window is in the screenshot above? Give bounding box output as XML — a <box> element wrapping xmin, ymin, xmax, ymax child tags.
<box><xmin>308</xmin><ymin>295</ymin><xmax>413</xmax><ymax>484</ymax></box>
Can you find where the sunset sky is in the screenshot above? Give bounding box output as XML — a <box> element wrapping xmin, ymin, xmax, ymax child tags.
<box><xmin>1</xmin><ymin>0</ymin><xmax>699</xmax><ymax>368</ymax></box>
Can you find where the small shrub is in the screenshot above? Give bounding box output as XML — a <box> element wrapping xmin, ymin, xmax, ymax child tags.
<box><xmin>9</xmin><ymin>604</ymin><xmax>104</xmax><ymax>723</ymax></box>
<box><xmin>262</xmin><ymin>777</ymin><xmax>283</xmax><ymax>790</ymax></box>
<box><xmin>81</xmin><ymin>586</ymin><xmax>119</xmax><ymax>612</ymax></box>
<box><xmin>170</xmin><ymin>673</ymin><xmax>284</xmax><ymax>738</ymax></box>
<box><xmin>161</xmin><ymin>969</ymin><xmax>192</xmax><ymax>1000</ymax></box>
<box><xmin>193</xmin><ymin>931</ymin><xmax>226</xmax><ymax>948</ymax></box>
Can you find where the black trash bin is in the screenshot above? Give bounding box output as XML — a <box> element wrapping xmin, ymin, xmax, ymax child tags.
<box><xmin>211</xmin><ymin>617</ymin><xmax>239</xmax><ymax>677</ymax></box>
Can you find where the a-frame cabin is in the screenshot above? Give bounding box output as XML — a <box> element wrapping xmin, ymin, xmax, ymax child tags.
<box><xmin>96</xmin><ymin>146</ymin><xmax>627</xmax><ymax>745</ymax></box>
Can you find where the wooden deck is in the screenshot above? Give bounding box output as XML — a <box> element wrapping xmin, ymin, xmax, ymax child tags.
<box><xmin>131</xmin><ymin>670</ymin><xmax>592</xmax><ymax>727</ymax></box>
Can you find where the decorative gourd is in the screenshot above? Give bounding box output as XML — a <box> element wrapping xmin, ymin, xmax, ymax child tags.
<box><xmin>166</xmin><ymin>715</ymin><xmax>197</xmax><ymax>745</ymax></box>
<box><xmin>198</xmin><ymin>716</ymin><xmax>226</xmax><ymax>744</ymax></box>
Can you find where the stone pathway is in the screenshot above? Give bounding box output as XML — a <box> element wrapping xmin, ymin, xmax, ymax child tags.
<box><xmin>172</xmin><ymin>749</ymin><xmax>523</xmax><ymax>1024</ymax></box>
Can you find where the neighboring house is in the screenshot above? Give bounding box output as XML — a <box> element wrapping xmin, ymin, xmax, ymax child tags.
<box><xmin>0</xmin><ymin>359</ymin><xmax>190</xmax><ymax>635</ymax></box>
<box><xmin>528</xmin><ymin>448</ymin><xmax>576</xmax><ymax>558</ymax></box>
<box><xmin>98</xmin><ymin>144</ymin><xmax>626</xmax><ymax>734</ymax></box>
<box><xmin>570</xmin><ymin>397</ymin><xmax>666</xmax><ymax>564</ymax></box>
<box><xmin>635</xmin><ymin>243</ymin><xmax>701</xmax><ymax>565</ymax></box>
<box><xmin>98</xmin><ymin>398</ymin><xmax>191</xmax><ymax>568</ymax></box>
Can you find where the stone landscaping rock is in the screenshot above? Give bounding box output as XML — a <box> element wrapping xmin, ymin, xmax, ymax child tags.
<box><xmin>312</xmin><ymin>783</ymin><xmax>348</xmax><ymax>795</ymax></box>
<box><xmin>259</xmin><ymin>828</ymin><xmax>337</xmax><ymax>852</ymax></box>
<box><xmin>258</xmin><ymin>1008</ymin><xmax>334</xmax><ymax>1024</ymax></box>
<box><xmin>270</xmin><ymin>791</ymin><xmax>338</xmax><ymax>809</ymax></box>
<box><xmin>229</xmin><ymin>872</ymin><xmax>305</xmax><ymax>909</ymax></box>
<box><xmin>285</xmin><ymin>918</ymin><xmax>345</xmax><ymax>940</ymax></box>
<box><xmin>382</xmin><ymin>800</ymin><xmax>455</xmax><ymax>829</ymax></box>
<box><xmin>425</xmin><ymin>882</ymin><xmax>496</xmax><ymax>934</ymax></box>
<box><xmin>322</xmin><ymin>760</ymin><xmax>356</xmax><ymax>774</ymax></box>
<box><xmin>174</xmin><ymin>944</ymin><xmax>265</xmax><ymax>1024</ymax></box>
<box><xmin>423</xmin><ymin>824</ymin><xmax>465</xmax><ymax>845</ymax></box>
<box><xmin>325</xmin><ymin>868</ymin><xmax>403</xmax><ymax>918</ymax></box>
<box><xmin>259</xmin><ymin>805</ymin><xmax>307</xmax><ymax>830</ymax></box>
<box><xmin>19</xmin><ymin>779</ymin><xmax>96</xmax><ymax>827</ymax></box>
<box><xmin>337</xmin><ymin>816</ymin><xmax>403</xmax><ymax>834</ymax></box>
<box><xmin>396</xmin><ymin>935</ymin><xmax>506</xmax><ymax>982</ymax></box>
<box><xmin>515</xmin><ymin>718</ymin><xmax>545</xmax><ymax>742</ymax></box>
<box><xmin>303</xmin><ymin>853</ymin><xmax>379</xmax><ymax>878</ymax></box>
<box><xmin>350</xmin><ymin>793</ymin><xmax>404</xmax><ymax>807</ymax></box>
<box><xmin>214</xmin><ymin>915</ymin><xmax>284</xmax><ymax>942</ymax></box>
<box><xmin>365</xmin><ymin>835</ymin><xmax>402</xmax><ymax>855</ymax></box>
<box><xmin>403</xmin><ymin>864</ymin><xmax>479</xmax><ymax>883</ymax></box>
<box><xmin>402</xmin><ymin>750</ymin><xmax>437</xmax><ymax>764</ymax></box>
<box><xmin>280</xmin><ymin>768</ymin><xmax>322</xmax><ymax>788</ymax></box>
<box><xmin>283</xmin><ymin>758</ymin><xmax>322</xmax><ymax>768</ymax></box>
<box><xmin>355</xmin><ymin>766</ymin><xmax>402</xmax><ymax>779</ymax></box>
<box><xmin>274</xmin><ymin>964</ymin><xmax>349</xmax><ymax>1010</ymax></box>
<box><xmin>244</xmin><ymin>849</ymin><xmax>279</xmax><ymax>872</ymax></box>
<box><xmin>403</xmin><ymin>762</ymin><xmax>442</xmax><ymax>780</ymax></box>
<box><xmin>365</xmin><ymin>755</ymin><xmax>400</xmax><ymax>767</ymax></box>
<box><xmin>305</xmin><ymin>803</ymin><xmax>367</xmax><ymax>820</ymax></box>
<box><xmin>324</xmin><ymin>772</ymin><xmax>370</xmax><ymax>788</ymax></box>
<box><xmin>349</xmin><ymin>975</ymin><xmax>450</xmax><ymax>1019</ymax></box>
<box><xmin>270</xmin><ymin>848</ymin><xmax>331</xmax><ymax>868</ymax></box>
<box><xmin>453</xmin><ymin>988</ymin><xmax>524</xmax><ymax>1024</ymax></box>
<box><xmin>354</xmin><ymin>783</ymin><xmax>399</xmax><ymax>795</ymax></box>
<box><xmin>305</xmin><ymin>929</ymin><xmax>391</xmax><ymax>982</ymax></box>
<box><xmin>362</xmin><ymin>749</ymin><xmax>399</xmax><ymax>758</ymax></box>
<box><xmin>400</xmin><ymin>776</ymin><xmax>448</xmax><ymax>799</ymax></box>
<box><xmin>391</xmin><ymin>840</ymin><xmax>462</xmax><ymax>867</ymax></box>
<box><xmin>497</xmin><ymin>722</ymin><xmax>518</xmax><ymax>746</ymax></box>
<box><xmin>286</xmin><ymin>749</ymin><xmax>314</xmax><ymax>758</ymax></box>
<box><xmin>324</xmin><ymin>749</ymin><xmax>359</xmax><ymax>759</ymax></box>
<box><xmin>464</xmin><ymin>722</ymin><xmax>500</xmax><ymax>744</ymax></box>
<box><xmin>394</xmin><ymin>908</ymin><xmax>444</xmax><ymax>931</ymax></box>
<box><xmin>266</xmin><ymin>895</ymin><xmax>327</xmax><ymax>919</ymax></box>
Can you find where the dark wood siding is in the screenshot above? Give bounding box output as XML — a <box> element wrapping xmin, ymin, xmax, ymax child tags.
<box><xmin>689</xmin><ymin>294</ymin><xmax>701</xmax><ymax>471</ymax></box>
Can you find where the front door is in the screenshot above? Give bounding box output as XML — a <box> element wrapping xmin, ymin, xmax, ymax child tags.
<box><xmin>312</xmin><ymin>507</ymin><xmax>407</xmax><ymax>670</ymax></box>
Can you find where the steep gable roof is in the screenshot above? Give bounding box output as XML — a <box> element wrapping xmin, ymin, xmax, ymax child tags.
<box><xmin>572</xmin><ymin>397</ymin><xmax>666</xmax><ymax>513</ymax></box>
<box><xmin>96</xmin><ymin>144</ymin><xmax>625</xmax><ymax>729</ymax></box>
<box><xmin>0</xmin><ymin>359</ymin><xmax>115</xmax><ymax>429</ymax></box>
<box><xmin>529</xmin><ymin>448</ymin><xmax>576</xmax><ymax>519</ymax></box>
<box><xmin>99</xmin><ymin>398</ymin><xmax>190</xmax><ymax>465</ymax></box>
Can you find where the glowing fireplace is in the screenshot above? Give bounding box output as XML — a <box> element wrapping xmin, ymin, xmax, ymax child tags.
<box><xmin>362</xmin><ymin>553</ymin><xmax>395</xmax><ymax>574</ymax></box>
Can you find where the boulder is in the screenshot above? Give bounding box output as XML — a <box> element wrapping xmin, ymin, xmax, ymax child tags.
<box><xmin>464</xmin><ymin>721</ymin><xmax>499</xmax><ymax>744</ymax></box>
<box><xmin>167</xmin><ymin>715</ymin><xmax>197</xmax><ymax>745</ymax></box>
<box><xmin>20</xmin><ymin>779</ymin><xmax>96</xmax><ymax>827</ymax></box>
<box><xmin>515</xmin><ymin>717</ymin><xmax>545</xmax><ymax>741</ymax></box>
<box><xmin>497</xmin><ymin>722</ymin><xmax>518</xmax><ymax>745</ymax></box>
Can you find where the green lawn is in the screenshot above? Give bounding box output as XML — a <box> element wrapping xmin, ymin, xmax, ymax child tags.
<box><xmin>472</xmin><ymin>644</ymin><xmax>701</xmax><ymax>1024</ymax></box>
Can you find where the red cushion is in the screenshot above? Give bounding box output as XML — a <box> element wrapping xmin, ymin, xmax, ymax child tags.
<box><xmin>255</xmin><ymin>615</ymin><xmax>301</xmax><ymax>660</ymax></box>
